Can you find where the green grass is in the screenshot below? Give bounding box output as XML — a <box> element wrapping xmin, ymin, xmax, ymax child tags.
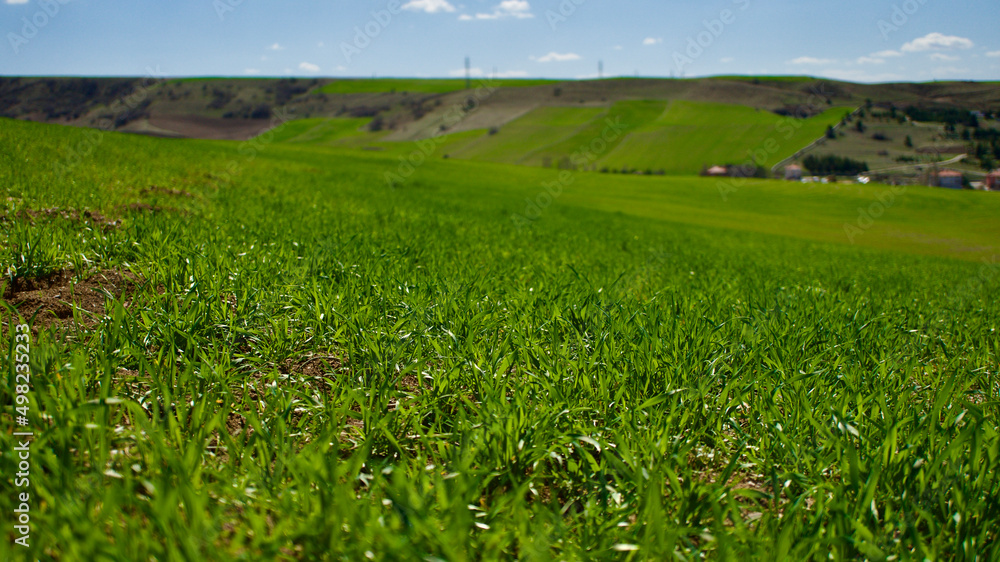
<box><xmin>436</xmin><ymin>105</ymin><xmax>610</xmax><ymax>165</ymax></box>
<box><xmin>1</xmin><ymin>117</ymin><xmax>999</xmax><ymax>560</ymax></box>
<box><xmin>599</xmin><ymin>101</ymin><xmax>847</xmax><ymax>174</ymax></box>
<box><xmin>435</xmin><ymin>101</ymin><xmax>849</xmax><ymax>174</ymax></box>
<box><xmin>263</xmin><ymin>117</ymin><xmax>378</xmax><ymax>145</ymax></box>
<box><xmin>318</xmin><ymin>78</ymin><xmax>557</xmax><ymax>95</ymax></box>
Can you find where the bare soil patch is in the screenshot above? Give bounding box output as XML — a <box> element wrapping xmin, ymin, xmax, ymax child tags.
<box><xmin>2</xmin><ymin>269</ymin><xmax>140</xmax><ymax>333</ymax></box>
<box><xmin>134</xmin><ymin>114</ymin><xmax>273</xmax><ymax>141</ymax></box>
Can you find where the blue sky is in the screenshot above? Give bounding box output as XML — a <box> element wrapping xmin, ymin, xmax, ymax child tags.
<box><xmin>2</xmin><ymin>0</ymin><xmax>999</xmax><ymax>83</ymax></box>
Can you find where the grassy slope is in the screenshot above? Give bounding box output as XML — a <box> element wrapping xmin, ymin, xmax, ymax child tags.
<box><xmin>264</xmin><ymin>117</ymin><xmax>379</xmax><ymax>145</ymax></box>
<box><xmin>599</xmin><ymin>102</ymin><xmax>847</xmax><ymax>173</ymax></box>
<box><xmin>414</xmin><ymin>100</ymin><xmax>849</xmax><ymax>174</ymax></box>
<box><xmin>436</xmin><ymin>106</ymin><xmax>609</xmax><ymax>165</ymax></box>
<box><xmin>1</xmin><ymin>118</ymin><xmax>999</xmax><ymax>560</ymax></box>
<box><xmin>257</xmin><ymin>116</ymin><xmax>1000</xmax><ymax>261</ymax></box>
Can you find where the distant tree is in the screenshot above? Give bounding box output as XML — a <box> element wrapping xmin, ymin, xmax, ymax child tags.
<box><xmin>250</xmin><ymin>104</ymin><xmax>272</xmax><ymax>119</ymax></box>
<box><xmin>872</xmin><ymin>132</ymin><xmax>891</xmax><ymax>142</ymax></box>
<box><xmin>553</xmin><ymin>87</ymin><xmax>562</xmax><ymax>97</ymax></box>
<box><xmin>488</xmin><ymin>126</ymin><xmax>500</xmax><ymax>136</ymax></box>
<box><xmin>904</xmin><ymin>135</ymin><xmax>913</xmax><ymax>148</ymax></box>
<box><xmin>856</xmin><ymin>120</ymin><xmax>866</xmax><ymax>133</ymax></box>
<box><xmin>826</xmin><ymin>125</ymin><xmax>836</xmax><ymax>140</ymax></box>
<box><xmin>369</xmin><ymin>115</ymin><xmax>385</xmax><ymax>132</ymax></box>
<box><xmin>961</xmin><ymin>129</ymin><xmax>971</xmax><ymax>141</ymax></box>
<box><xmin>803</xmin><ymin>154</ymin><xmax>869</xmax><ymax>176</ymax></box>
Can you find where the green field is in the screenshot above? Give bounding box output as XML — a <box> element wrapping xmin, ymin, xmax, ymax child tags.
<box><xmin>264</xmin><ymin>117</ymin><xmax>381</xmax><ymax>146</ymax></box>
<box><xmin>2</xmin><ymin>117</ymin><xmax>999</xmax><ymax>560</ymax></box>
<box><xmin>437</xmin><ymin>101</ymin><xmax>848</xmax><ymax>174</ymax></box>
<box><xmin>318</xmin><ymin>78</ymin><xmax>557</xmax><ymax>95</ymax></box>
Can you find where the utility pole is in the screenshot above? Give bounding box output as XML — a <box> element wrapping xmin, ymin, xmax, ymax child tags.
<box><xmin>465</xmin><ymin>56</ymin><xmax>471</xmax><ymax>90</ymax></box>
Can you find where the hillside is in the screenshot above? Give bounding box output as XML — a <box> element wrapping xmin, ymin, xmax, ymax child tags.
<box><xmin>3</xmin><ymin>76</ymin><xmax>999</xmax><ymax>142</ymax></box>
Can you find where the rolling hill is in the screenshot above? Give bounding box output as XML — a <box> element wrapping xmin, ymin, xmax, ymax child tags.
<box><xmin>2</xmin><ymin>117</ymin><xmax>999</xmax><ymax>559</ymax></box>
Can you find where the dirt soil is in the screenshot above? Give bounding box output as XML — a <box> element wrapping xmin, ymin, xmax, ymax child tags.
<box><xmin>126</xmin><ymin>114</ymin><xmax>274</xmax><ymax>140</ymax></box>
<box><xmin>2</xmin><ymin>269</ymin><xmax>140</xmax><ymax>333</ymax></box>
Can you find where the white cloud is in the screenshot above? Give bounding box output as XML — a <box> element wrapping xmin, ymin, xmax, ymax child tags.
<box><xmin>497</xmin><ymin>0</ymin><xmax>531</xmax><ymax>15</ymax></box>
<box><xmin>244</xmin><ymin>69</ymin><xmax>260</xmax><ymax>75</ymax></box>
<box><xmin>4</xmin><ymin>0</ymin><xmax>31</xmax><ymax>4</ymax></box>
<box><xmin>530</xmin><ymin>51</ymin><xmax>581</xmax><ymax>63</ymax></box>
<box><xmin>902</xmin><ymin>32</ymin><xmax>974</xmax><ymax>52</ymax></box>
<box><xmin>402</xmin><ymin>0</ymin><xmax>456</xmax><ymax>13</ymax></box>
<box><xmin>857</xmin><ymin>56</ymin><xmax>885</xmax><ymax>65</ymax></box>
<box><xmin>642</xmin><ymin>37</ymin><xmax>662</xmax><ymax>46</ymax></box>
<box><xmin>268</xmin><ymin>43</ymin><xmax>285</xmax><ymax>51</ymax></box>
<box><xmin>317</xmin><ymin>41</ymin><xmax>325</xmax><ymax>48</ymax></box>
<box><xmin>720</xmin><ymin>57</ymin><xmax>735</xmax><ymax>63</ymax></box>
<box><xmin>459</xmin><ymin>0</ymin><xmax>532</xmax><ymax>20</ymax></box>
<box><xmin>987</xmin><ymin>51</ymin><xmax>1000</xmax><ymax>58</ymax></box>
<box><xmin>299</xmin><ymin>62</ymin><xmax>320</xmax><ymax>73</ymax></box>
<box><xmin>930</xmin><ymin>53</ymin><xmax>960</xmax><ymax>62</ymax></box>
<box><xmin>789</xmin><ymin>56</ymin><xmax>836</xmax><ymax>65</ymax></box>
<box><xmin>613</xmin><ymin>45</ymin><xmax>623</xmax><ymax>50</ymax></box>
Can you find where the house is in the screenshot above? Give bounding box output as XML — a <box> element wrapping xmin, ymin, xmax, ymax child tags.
<box><xmin>705</xmin><ymin>165</ymin><xmax>728</xmax><ymax>177</ymax></box>
<box><xmin>784</xmin><ymin>164</ymin><xmax>803</xmax><ymax>181</ymax></box>
<box><xmin>987</xmin><ymin>170</ymin><xmax>1000</xmax><ymax>191</ymax></box>
<box><xmin>935</xmin><ymin>169</ymin><xmax>963</xmax><ymax>190</ymax></box>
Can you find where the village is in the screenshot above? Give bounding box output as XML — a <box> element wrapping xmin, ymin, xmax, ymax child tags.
<box><xmin>701</xmin><ymin>106</ymin><xmax>1000</xmax><ymax>191</ymax></box>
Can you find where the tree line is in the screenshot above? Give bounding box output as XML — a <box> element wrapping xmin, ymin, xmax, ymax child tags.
<box><xmin>803</xmin><ymin>154</ymin><xmax>869</xmax><ymax>176</ymax></box>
